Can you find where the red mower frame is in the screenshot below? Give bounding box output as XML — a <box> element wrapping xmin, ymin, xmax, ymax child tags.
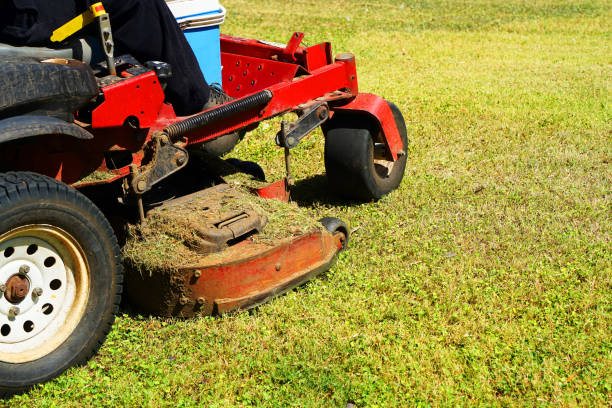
<box><xmin>0</xmin><ymin>32</ymin><xmax>404</xmax><ymax>188</ymax></box>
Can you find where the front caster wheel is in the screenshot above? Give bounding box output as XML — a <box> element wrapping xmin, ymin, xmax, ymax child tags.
<box><xmin>323</xmin><ymin>101</ymin><xmax>408</xmax><ymax>201</ymax></box>
<box><xmin>319</xmin><ymin>217</ymin><xmax>349</xmax><ymax>251</ymax></box>
<box><xmin>0</xmin><ymin>172</ymin><xmax>122</xmax><ymax>396</ymax></box>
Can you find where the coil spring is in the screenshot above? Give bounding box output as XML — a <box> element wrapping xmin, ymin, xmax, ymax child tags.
<box><xmin>164</xmin><ymin>90</ymin><xmax>273</xmax><ymax>138</ymax></box>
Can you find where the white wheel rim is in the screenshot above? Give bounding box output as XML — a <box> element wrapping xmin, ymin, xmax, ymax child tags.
<box><xmin>0</xmin><ymin>225</ymin><xmax>90</xmax><ymax>363</ymax></box>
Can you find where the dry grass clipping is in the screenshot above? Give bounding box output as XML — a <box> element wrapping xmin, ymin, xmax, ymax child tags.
<box><xmin>122</xmin><ymin>184</ymin><xmax>321</xmax><ymax>274</ymax></box>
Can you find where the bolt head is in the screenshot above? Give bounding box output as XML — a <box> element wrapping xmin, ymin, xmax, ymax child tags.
<box><xmin>8</xmin><ymin>306</ymin><xmax>19</xmax><ymax>317</ymax></box>
<box><xmin>19</xmin><ymin>265</ymin><xmax>30</xmax><ymax>274</ymax></box>
<box><xmin>196</xmin><ymin>297</ymin><xmax>205</xmax><ymax>305</ymax></box>
<box><xmin>136</xmin><ymin>180</ymin><xmax>147</xmax><ymax>192</ymax></box>
<box><xmin>33</xmin><ymin>287</ymin><xmax>43</xmax><ymax>297</ymax></box>
<box><xmin>0</xmin><ymin>284</ymin><xmax>6</xmax><ymax>293</ymax></box>
<box><xmin>193</xmin><ymin>271</ymin><xmax>202</xmax><ymax>279</ymax></box>
<box><xmin>286</xmin><ymin>136</ymin><xmax>296</xmax><ymax>146</ymax></box>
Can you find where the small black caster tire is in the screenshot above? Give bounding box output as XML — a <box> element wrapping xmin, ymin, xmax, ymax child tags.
<box><xmin>319</xmin><ymin>217</ymin><xmax>349</xmax><ymax>251</ymax></box>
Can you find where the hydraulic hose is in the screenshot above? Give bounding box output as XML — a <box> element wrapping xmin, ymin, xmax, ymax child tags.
<box><xmin>164</xmin><ymin>89</ymin><xmax>273</xmax><ymax>138</ymax></box>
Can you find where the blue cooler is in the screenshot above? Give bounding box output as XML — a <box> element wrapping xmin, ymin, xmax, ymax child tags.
<box><xmin>166</xmin><ymin>0</ymin><xmax>226</xmax><ymax>86</ymax></box>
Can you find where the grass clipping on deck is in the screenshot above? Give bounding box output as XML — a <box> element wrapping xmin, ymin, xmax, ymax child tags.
<box><xmin>122</xmin><ymin>185</ymin><xmax>321</xmax><ymax>275</ymax></box>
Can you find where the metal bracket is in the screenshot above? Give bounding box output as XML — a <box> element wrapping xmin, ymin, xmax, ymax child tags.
<box><xmin>130</xmin><ymin>133</ymin><xmax>189</xmax><ymax>195</ymax></box>
<box><xmin>97</xmin><ymin>12</ymin><xmax>116</xmax><ymax>75</ymax></box>
<box><xmin>276</xmin><ymin>103</ymin><xmax>330</xmax><ymax>149</ymax></box>
<box><xmin>284</xmin><ymin>32</ymin><xmax>304</xmax><ymax>61</ymax></box>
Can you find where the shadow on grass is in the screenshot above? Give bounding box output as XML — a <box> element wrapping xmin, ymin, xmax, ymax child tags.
<box><xmin>290</xmin><ymin>173</ymin><xmax>358</xmax><ymax>208</ymax></box>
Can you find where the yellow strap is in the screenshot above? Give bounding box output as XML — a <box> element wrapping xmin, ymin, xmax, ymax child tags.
<box><xmin>50</xmin><ymin>2</ymin><xmax>106</xmax><ymax>42</ymax></box>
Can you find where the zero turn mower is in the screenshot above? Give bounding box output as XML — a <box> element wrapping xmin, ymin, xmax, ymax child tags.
<box><xmin>0</xmin><ymin>5</ymin><xmax>407</xmax><ymax>394</ymax></box>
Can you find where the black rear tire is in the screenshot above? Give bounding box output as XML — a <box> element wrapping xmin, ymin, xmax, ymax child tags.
<box><xmin>0</xmin><ymin>172</ymin><xmax>122</xmax><ymax>396</ymax></box>
<box><xmin>323</xmin><ymin>101</ymin><xmax>408</xmax><ymax>201</ymax></box>
<box><xmin>0</xmin><ymin>57</ymin><xmax>98</xmax><ymax>121</ymax></box>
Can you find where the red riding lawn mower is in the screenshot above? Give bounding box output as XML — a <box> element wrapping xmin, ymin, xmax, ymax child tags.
<box><xmin>0</xmin><ymin>3</ymin><xmax>407</xmax><ymax>394</ymax></box>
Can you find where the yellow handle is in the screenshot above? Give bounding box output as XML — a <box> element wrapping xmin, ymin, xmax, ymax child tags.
<box><xmin>50</xmin><ymin>2</ymin><xmax>107</xmax><ymax>42</ymax></box>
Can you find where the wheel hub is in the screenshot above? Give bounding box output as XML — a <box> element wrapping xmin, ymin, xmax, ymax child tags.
<box><xmin>4</xmin><ymin>273</ymin><xmax>30</xmax><ymax>304</ymax></box>
<box><xmin>0</xmin><ymin>225</ymin><xmax>92</xmax><ymax>363</ymax></box>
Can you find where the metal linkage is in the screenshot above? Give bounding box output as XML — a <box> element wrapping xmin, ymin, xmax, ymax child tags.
<box><xmin>275</xmin><ymin>103</ymin><xmax>330</xmax><ymax>186</ymax></box>
<box><xmin>126</xmin><ymin>133</ymin><xmax>189</xmax><ymax>222</ymax></box>
<box><xmin>276</xmin><ymin>103</ymin><xmax>329</xmax><ymax>149</ymax></box>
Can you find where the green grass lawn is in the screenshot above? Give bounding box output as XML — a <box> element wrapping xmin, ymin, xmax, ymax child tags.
<box><xmin>9</xmin><ymin>0</ymin><xmax>611</xmax><ymax>406</ymax></box>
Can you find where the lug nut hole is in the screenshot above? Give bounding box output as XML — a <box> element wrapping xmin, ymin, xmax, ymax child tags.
<box><xmin>0</xmin><ymin>324</ymin><xmax>10</xmax><ymax>336</ymax></box>
<box><xmin>49</xmin><ymin>279</ymin><xmax>62</xmax><ymax>290</ymax></box>
<box><xmin>26</xmin><ymin>244</ymin><xmax>38</xmax><ymax>255</ymax></box>
<box><xmin>3</xmin><ymin>247</ymin><xmax>14</xmax><ymax>258</ymax></box>
<box><xmin>23</xmin><ymin>321</ymin><xmax>34</xmax><ymax>333</ymax></box>
<box><xmin>42</xmin><ymin>303</ymin><xmax>54</xmax><ymax>315</ymax></box>
<box><xmin>44</xmin><ymin>257</ymin><xmax>56</xmax><ymax>268</ymax></box>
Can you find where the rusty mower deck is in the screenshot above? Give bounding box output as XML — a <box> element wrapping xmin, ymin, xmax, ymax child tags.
<box><xmin>123</xmin><ymin>183</ymin><xmax>347</xmax><ymax>317</ymax></box>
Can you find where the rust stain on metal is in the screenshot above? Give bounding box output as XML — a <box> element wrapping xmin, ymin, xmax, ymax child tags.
<box><xmin>5</xmin><ymin>274</ymin><xmax>30</xmax><ymax>303</ymax></box>
<box><xmin>125</xmin><ymin>230</ymin><xmax>340</xmax><ymax>317</ymax></box>
<box><xmin>123</xmin><ymin>184</ymin><xmax>341</xmax><ymax>317</ymax></box>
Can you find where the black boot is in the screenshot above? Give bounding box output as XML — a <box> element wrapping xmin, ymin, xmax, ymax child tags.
<box><xmin>194</xmin><ymin>84</ymin><xmax>246</xmax><ymax>156</ymax></box>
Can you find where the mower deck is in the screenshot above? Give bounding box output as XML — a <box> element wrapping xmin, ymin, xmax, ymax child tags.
<box><xmin>123</xmin><ymin>183</ymin><xmax>345</xmax><ymax>317</ymax></box>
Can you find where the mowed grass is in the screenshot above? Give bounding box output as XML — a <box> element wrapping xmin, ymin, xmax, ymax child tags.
<box><xmin>9</xmin><ymin>0</ymin><xmax>611</xmax><ymax>406</ymax></box>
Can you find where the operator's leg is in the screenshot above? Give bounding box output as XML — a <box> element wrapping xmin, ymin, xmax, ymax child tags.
<box><xmin>0</xmin><ymin>0</ymin><xmax>210</xmax><ymax>115</ymax></box>
<box><xmin>104</xmin><ymin>0</ymin><xmax>210</xmax><ymax>115</ymax></box>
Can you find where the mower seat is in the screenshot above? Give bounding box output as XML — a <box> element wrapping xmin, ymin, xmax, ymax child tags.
<box><xmin>0</xmin><ymin>55</ymin><xmax>98</xmax><ymax>122</ymax></box>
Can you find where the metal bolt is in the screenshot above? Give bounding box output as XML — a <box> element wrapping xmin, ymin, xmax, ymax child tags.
<box><xmin>0</xmin><ymin>284</ymin><xmax>5</xmax><ymax>293</ymax></box>
<box><xmin>8</xmin><ymin>306</ymin><xmax>19</xmax><ymax>319</ymax></box>
<box><xmin>317</xmin><ymin>106</ymin><xmax>328</xmax><ymax>121</ymax></box>
<box><xmin>275</xmin><ymin>263</ymin><xmax>281</xmax><ymax>271</ymax></box>
<box><xmin>193</xmin><ymin>271</ymin><xmax>201</xmax><ymax>279</ymax></box>
<box><xmin>196</xmin><ymin>297</ymin><xmax>205</xmax><ymax>305</ymax></box>
<box><xmin>136</xmin><ymin>180</ymin><xmax>147</xmax><ymax>192</ymax></box>
<box><xmin>159</xmin><ymin>135</ymin><xmax>169</xmax><ymax>146</ymax></box>
<box><xmin>397</xmin><ymin>149</ymin><xmax>406</xmax><ymax>157</ymax></box>
<box><xmin>286</xmin><ymin>136</ymin><xmax>296</xmax><ymax>146</ymax></box>
<box><xmin>19</xmin><ymin>265</ymin><xmax>30</xmax><ymax>275</ymax></box>
<box><xmin>32</xmin><ymin>287</ymin><xmax>43</xmax><ymax>297</ymax></box>
<box><xmin>175</xmin><ymin>154</ymin><xmax>186</xmax><ymax>166</ymax></box>
<box><xmin>179</xmin><ymin>297</ymin><xmax>189</xmax><ymax>305</ymax></box>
